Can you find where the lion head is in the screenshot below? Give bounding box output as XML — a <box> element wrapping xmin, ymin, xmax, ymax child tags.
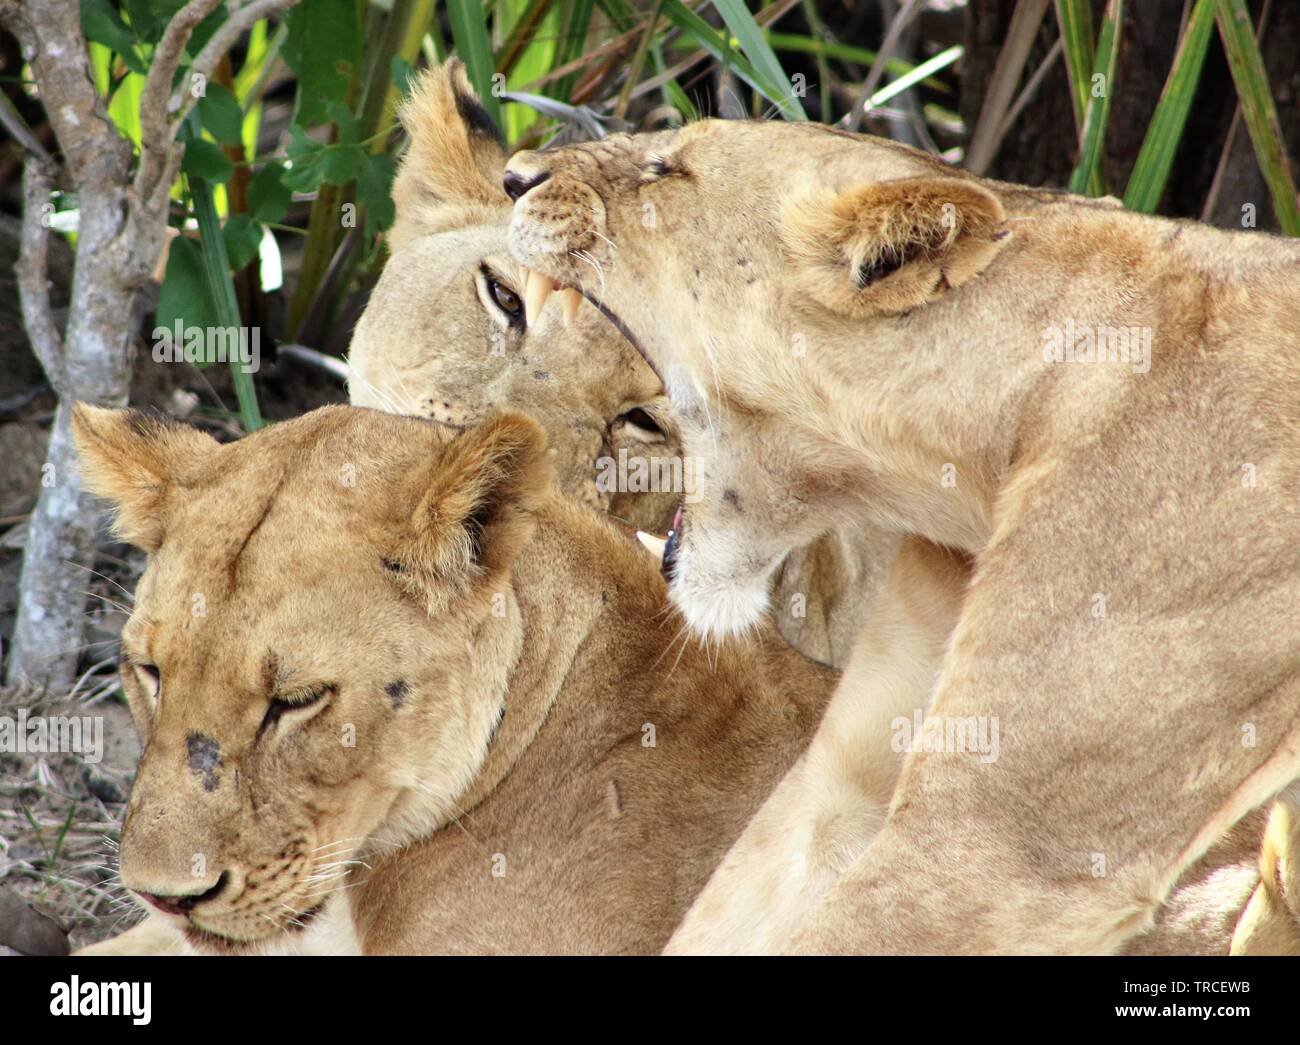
<box><xmin>348</xmin><ymin>60</ymin><xmax>678</xmax><ymax>533</ymax></box>
<box><xmin>503</xmin><ymin>120</ymin><xmax>1017</xmax><ymax>639</ymax></box>
<box><xmin>72</xmin><ymin>403</ymin><xmax>550</xmax><ymax>951</ymax></box>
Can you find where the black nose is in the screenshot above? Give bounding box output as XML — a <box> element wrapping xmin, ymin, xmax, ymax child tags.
<box><xmin>503</xmin><ymin>168</ymin><xmax>550</xmax><ymax>201</ymax></box>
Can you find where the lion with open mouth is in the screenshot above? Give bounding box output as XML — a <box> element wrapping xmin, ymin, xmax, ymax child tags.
<box><xmin>501</xmin><ymin>107</ymin><xmax>1300</xmax><ymax>953</ymax></box>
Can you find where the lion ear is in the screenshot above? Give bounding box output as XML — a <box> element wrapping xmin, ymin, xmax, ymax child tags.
<box><xmin>391</xmin><ymin>413</ymin><xmax>553</xmax><ymax>613</ymax></box>
<box><xmin>389</xmin><ymin>58</ymin><xmax>509</xmax><ymax>249</ymax></box>
<box><xmin>782</xmin><ymin>176</ymin><xmax>1010</xmax><ymax>317</ymax></box>
<box><xmin>71</xmin><ymin>404</ymin><xmax>220</xmax><ymax>552</ymax></box>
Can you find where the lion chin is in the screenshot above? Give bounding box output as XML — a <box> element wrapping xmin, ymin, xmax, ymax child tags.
<box><xmin>667</xmin><ymin>555</ymin><xmax>775</xmax><ymax>643</ymax></box>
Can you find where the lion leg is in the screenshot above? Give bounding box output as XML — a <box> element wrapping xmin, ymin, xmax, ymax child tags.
<box><xmin>74</xmin><ymin>915</ymin><xmax>186</xmax><ymax>956</ymax></box>
<box><xmin>1230</xmin><ymin>787</ymin><xmax>1300</xmax><ymax>955</ymax></box>
<box><xmin>665</xmin><ymin>538</ymin><xmax>967</xmax><ymax>954</ymax></box>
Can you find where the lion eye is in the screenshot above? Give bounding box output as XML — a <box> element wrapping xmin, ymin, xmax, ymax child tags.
<box><xmin>260</xmin><ymin>685</ymin><xmax>334</xmax><ymax>737</ymax></box>
<box><xmin>135</xmin><ymin>663</ymin><xmax>160</xmax><ymax>699</ymax></box>
<box><xmin>489</xmin><ymin>278</ymin><xmax>522</xmax><ymax>318</ymax></box>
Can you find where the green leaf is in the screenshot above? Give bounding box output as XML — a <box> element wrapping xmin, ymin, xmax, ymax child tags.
<box><xmin>1068</xmin><ymin>0</ymin><xmax>1123</xmax><ymax>196</ymax></box>
<box><xmin>283</xmin><ymin>125</ymin><xmax>362</xmax><ymax>192</ymax></box>
<box><xmin>446</xmin><ymin>0</ymin><xmax>502</xmax><ymax>131</ymax></box>
<box><xmin>81</xmin><ymin>0</ymin><xmax>147</xmax><ymax>74</ymax></box>
<box><xmin>357</xmin><ymin>152</ymin><xmax>396</xmax><ymax>235</ymax></box>
<box><xmin>1215</xmin><ymin>0</ymin><xmax>1300</xmax><ymax>235</ymax></box>
<box><xmin>1123</xmin><ymin>0</ymin><xmax>1217</xmax><ymax>213</ymax></box>
<box><xmin>658</xmin><ymin>1</ymin><xmax>798</xmax><ymax>120</ymax></box>
<box><xmin>391</xmin><ymin>54</ymin><xmax>417</xmax><ymax>101</ymax></box>
<box><xmin>248</xmin><ymin>161</ymin><xmax>292</xmax><ymax>223</ymax></box>
<box><xmin>283</xmin><ymin>0</ymin><xmax>362</xmax><ymax>127</ymax></box>
<box><xmin>198</xmin><ymin>83</ymin><xmax>245</xmax><ymax>145</ymax></box>
<box><xmin>222</xmin><ymin>214</ymin><xmax>264</xmax><ymax>272</ymax></box>
<box><xmin>157</xmin><ymin>236</ymin><xmax>220</xmax><ymax>336</ymax></box>
<box><xmin>181</xmin><ymin>137</ymin><xmax>235</xmax><ymax>182</ymax></box>
<box><xmin>711</xmin><ymin>0</ymin><xmax>806</xmax><ymax>120</ymax></box>
<box><xmin>122</xmin><ymin>0</ymin><xmax>186</xmax><ymax>44</ymax></box>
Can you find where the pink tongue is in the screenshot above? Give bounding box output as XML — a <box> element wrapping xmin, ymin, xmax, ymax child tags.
<box><xmin>671</xmin><ymin>505</ymin><xmax>684</xmax><ymax>532</ymax></box>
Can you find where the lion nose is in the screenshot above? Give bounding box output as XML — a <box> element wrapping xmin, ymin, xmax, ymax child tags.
<box><xmin>135</xmin><ymin>871</ymin><xmax>229</xmax><ymax>916</ymax></box>
<box><xmin>503</xmin><ymin>168</ymin><xmax>551</xmax><ymax>201</ymax></box>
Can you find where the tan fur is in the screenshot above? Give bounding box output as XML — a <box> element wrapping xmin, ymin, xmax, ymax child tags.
<box><xmin>503</xmin><ymin>117</ymin><xmax>1300</xmax><ymax>953</ymax></box>
<box><xmin>349</xmin><ymin>64</ymin><xmax>893</xmax><ymax>667</ymax></box>
<box><xmin>70</xmin><ymin>404</ymin><xmax>834</xmax><ymax>955</ymax></box>
<box><xmin>1230</xmin><ymin>787</ymin><xmax>1300</xmax><ymax>955</ymax></box>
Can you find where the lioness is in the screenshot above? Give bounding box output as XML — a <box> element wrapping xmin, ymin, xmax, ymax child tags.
<box><xmin>502</xmin><ymin>118</ymin><xmax>1300</xmax><ymax>953</ymax></box>
<box><xmin>347</xmin><ymin>59</ymin><xmax>891</xmax><ymax>668</ymax></box>
<box><xmin>71</xmin><ymin>403</ymin><xmax>835</xmax><ymax>955</ymax></box>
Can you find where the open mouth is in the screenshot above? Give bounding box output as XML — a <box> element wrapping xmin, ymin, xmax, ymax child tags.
<box><xmin>636</xmin><ymin>502</ymin><xmax>684</xmax><ymax>581</ymax></box>
<box><xmin>517</xmin><ymin>263</ymin><xmax>666</xmax><ymax>387</ymax></box>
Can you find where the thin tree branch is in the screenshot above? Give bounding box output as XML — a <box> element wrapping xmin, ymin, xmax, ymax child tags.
<box><xmin>135</xmin><ymin>0</ymin><xmax>225</xmax><ymax>197</ymax></box>
<box><xmin>846</xmin><ymin>0</ymin><xmax>926</xmax><ymax>133</ymax></box>
<box><xmin>16</xmin><ymin>155</ymin><xmax>65</xmax><ymax>389</ymax></box>
<box><xmin>169</xmin><ymin>0</ymin><xmax>300</xmax><ymax>140</ymax></box>
<box><xmin>0</xmin><ymin>89</ymin><xmax>52</xmax><ymax>163</ymax></box>
<box><xmin>135</xmin><ymin>0</ymin><xmax>299</xmax><ymax>201</ymax></box>
<box><xmin>966</xmin><ymin>0</ymin><xmax>1052</xmax><ymax>175</ymax></box>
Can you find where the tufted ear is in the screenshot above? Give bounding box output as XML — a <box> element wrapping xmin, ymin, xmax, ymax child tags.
<box><xmin>390</xmin><ymin>413</ymin><xmax>553</xmax><ymax>613</ymax></box>
<box><xmin>782</xmin><ymin>176</ymin><xmax>1010</xmax><ymax>318</ymax></box>
<box><xmin>389</xmin><ymin>58</ymin><xmax>510</xmax><ymax>250</ymax></box>
<box><xmin>71</xmin><ymin>404</ymin><xmax>220</xmax><ymax>552</ymax></box>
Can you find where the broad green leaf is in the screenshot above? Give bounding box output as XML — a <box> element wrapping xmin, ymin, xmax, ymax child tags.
<box><xmin>157</xmin><ymin>236</ymin><xmax>220</xmax><ymax>337</ymax></box>
<box><xmin>446</xmin><ymin>0</ymin><xmax>502</xmax><ymax>130</ymax></box>
<box><xmin>1123</xmin><ymin>0</ymin><xmax>1217</xmax><ymax>213</ymax></box>
<box><xmin>198</xmin><ymin>83</ymin><xmax>245</xmax><ymax>145</ymax></box>
<box><xmin>247</xmin><ymin>161</ymin><xmax>293</xmax><ymax>223</ymax></box>
<box><xmin>122</xmin><ymin>0</ymin><xmax>186</xmax><ymax>44</ymax></box>
<box><xmin>283</xmin><ymin>0</ymin><xmax>362</xmax><ymax>127</ymax></box>
<box><xmin>711</xmin><ymin>0</ymin><xmax>806</xmax><ymax>119</ymax></box>
<box><xmin>357</xmin><ymin>152</ymin><xmax>397</xmax><ymax>235</ymax></box>
<box><xmin>1068</xmin><ymin>0</ymin><xmax>1122</xmax><ymax>196</ymax></box>
<box><xmin>223</xmin><ymin>214</ymin><xmax>264</xmax><ymax>272</ymax></box>
<box><xmin>181</xmin><ymin>138</ymin><xmax>235</xmax><ymax>182</ymax></box>
<box><xmin>81</xmin><ymin>0</ymin><xmax>147</xmax><ymax>74</ymax></box>
<box><xmin>1216</xmin><ymin>0</ymin><xmax>1300</xmax><ymax>235</ymax></box>
<box><xmin>283</xmin><ymin>125</ymin><xmax>362</xmax><ymax>191</ymax></box>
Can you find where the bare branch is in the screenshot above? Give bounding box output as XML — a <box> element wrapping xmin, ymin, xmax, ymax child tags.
<box><xmin>135</xmin><ymin>0</ymin><xmax>300</xmax><ymax>201</ymax></box>
<box><xmin>0</xmin><ymin>80</ymin><xmax>51</xmax><ymax>162</ymax></box>
<box><xmin>170</xmin><ymin>0</ymin><xmax>300</xmax><ymax>137</ymax></box>
<box><xmin>134</xmin><ymin>0</ymin><xmax>226</xmax><ymax>199</ymax></box>
<box><xmin>16</xmin><ymin>156</ymin><xmax>65</xmax><ymax>389</ymax></box>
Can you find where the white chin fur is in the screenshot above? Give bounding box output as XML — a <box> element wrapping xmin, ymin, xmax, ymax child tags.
<box><xmin>669</xmin><ymin>567</ymin><xmax>772</xmax><ymax>642</ymax></box>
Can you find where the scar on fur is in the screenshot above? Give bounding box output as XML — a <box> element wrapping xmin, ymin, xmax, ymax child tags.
<box><xmin>186</xmin><ymin>731</ymin><xmax>223</xmax><ymax>792</ymax></box>
<box><xmin>607</xmin><ymin>779</ymin><xmax>624</xmax><ymax>818</ymax></box>
<box><xmin>385</xmin><ymin>679</ymin><xmax>410</xmax><ymax>708</ymax></box>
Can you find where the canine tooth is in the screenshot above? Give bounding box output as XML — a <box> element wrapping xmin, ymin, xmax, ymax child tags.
<box><xmin>636</xmin><ymin>531</ymin><xmax>667</xmax><ymax>562</ymax></box>
<box><xmin>559</xmin><ymin>287</ymin><xmax>582</xmax><ymax>326</ymax></box>
<box><xmin>523</xmin><ymin>268</ymin><xmax>555</xmax><ymax>327</ymax></box>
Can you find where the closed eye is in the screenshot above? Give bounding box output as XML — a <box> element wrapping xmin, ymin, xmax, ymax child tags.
<box><xmin>259</xmin><ymin>684</ymin><xmax>335</xmax><ymax>737</ymax></box>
